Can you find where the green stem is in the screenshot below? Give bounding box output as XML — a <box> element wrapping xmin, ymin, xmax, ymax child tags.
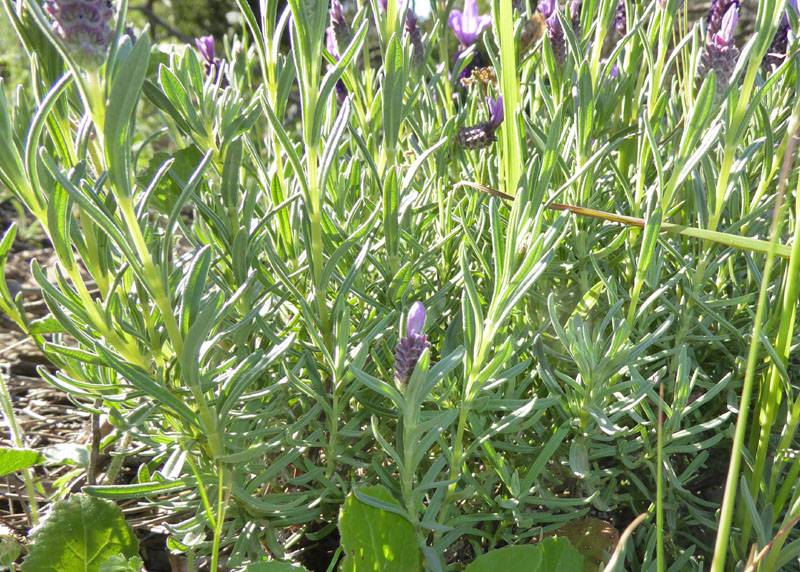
<box><xmin>709</xmin><ymin>148</ymin><xmax>789</xmax><ymax>572</ymax></box>
<box><xmin>118</xmin><ymin>197</ymin><xmax>184</xmax><ymax>358</ymax></box>
<box><xmin>0</xmin><ymin>367</ymin><xmax>39</xmax><ymax>524</ymax></box>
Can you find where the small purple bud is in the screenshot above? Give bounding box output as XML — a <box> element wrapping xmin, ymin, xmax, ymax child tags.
<box><xmin>546</xmin><ymin>11</ymin><xmax>566</xmax><ymax>65</ymax></box>
<box><xmin>570</xmin><ymin>0</ymin><xmax>582</xmax><ymax>34</ymax></box>
<box><xmin>405</xmin><ymin>9</ymin><xmax>425</xmax><ymax>67</ymax></box>
<box><xmin>330</xmin><ymin>0</ymin><xmax>352</xmax><ymax>55</ymax></box>
<box><xmin>330</xmin><ymin>0</ymin><xmax>346</xmax><ymax>23</ymax></box>
<box><xmin>394</xmin><ymin>302</ymin><xmax>431</xmax><ymax>388</ymax></box>
<box><xmin>614</xmin><ymin>1</ymin><xmax>626</xmax><ymax>36</ymax></box>
<box><xmin>449</xmin><ymin>0</ymin><xmax>492</xmax><ymax>47</ymax></box>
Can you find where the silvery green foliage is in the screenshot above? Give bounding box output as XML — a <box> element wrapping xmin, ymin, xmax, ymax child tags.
<box><xmin>0</xmin><ymin>0</ymin><xmax>799</xmax><ymax>570</ymax></box>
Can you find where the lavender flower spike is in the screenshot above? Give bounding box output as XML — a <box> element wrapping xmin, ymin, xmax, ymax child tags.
<box><xmin>44</xmin><ymin>0</ymin><xmax>115</xmax><ymax>70</ymax></box>
<box><xmin>698</xmin><ymin>3</ymin><xmax>739</xmax><ymax>105</ymax></box>
<box><xmin>456</xmin><ymin>95</ymin><xmax>504</xmax><ymax>150</ymax></box>
<box><xmin>330</xmin><ymin>0</ymin><xmax>352</xmax><ymax>56</ymax></box>
<box><xmin>405</xmin><ymin>9</ymin><xmax>425</xmax><ymax>67</ymax></box>
<box><xmin>449</xmin><ymin>0</ymin><xmax>492</xmax><ymax>47</ymax></box>
<box><xmin>546</xmin><ymin>10</ymin><xmax>566</xmax><ymax>65</ymax></box>
<box><xmin>394</xmin><ymin>302</ymin><xmax>431</xmax><ymax>389</ymax></box>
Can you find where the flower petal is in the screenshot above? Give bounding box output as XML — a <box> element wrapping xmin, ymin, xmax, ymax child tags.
<box><xmin>475</xmin><ymin>14</ymin><xmax>492</xmax><ymax>35</ymax></box>
<box><xmin>406</xmin><ymin>302</ymin><xmax>426</xmax><ymax>337</ymax></box>
<box><xmin>449</xmin><ymin>9</ymin><xmax>466</xmax><ymax>44</ymax></box>
<box><xmin>464</xmin><ymin>0</ymin><xmax>479</xmax><ymax>33</ymax></box>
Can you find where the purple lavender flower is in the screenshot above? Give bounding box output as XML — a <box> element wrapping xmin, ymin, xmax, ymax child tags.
<box><xmin>44</xmin><ymin>0</ymin><xmax>114</xmax><ymax>69</ymax></box>
<box><xmin>486</xmin><ymin>95</ymin><xmax>504</xmax><ymax>130</ymax></box>
<box><xmin>546</xmin><ymin>11</ymin><xmax>566</xmax><ymax>65</ymax></box>
<box><xmin>449</xmin><ymin>0</ymin><xmax>492</xmax><ymax>48</ymax></box>
<box><xmin>330</xmin><ymin>0</ymin><xmax>352</xmax><ymax>56</ymax></box>
<box><xmin>570</xmin><ymin>0</ymin><xmax>582</xmax><ymax>36</ymax></box>
<box><xmin>763</xmin><ymin>0</ymin><xmax>798</xmax><ymax>71</ymax></box>
<box><xmin>194</xmin><ymin>35</ymin><xmax>224</xmax><ymax>79</ymax></box>
<box><xmin>706</xmin><ymin>0</ymin><xmax>738</xmax><ymax>42</ymax></box>
<box><xmin>325</xmin><ymin>28</ymin><xmax>348</xmax><ymax>104</ymax></box>
<box><xmin>713</xmin><ymin>3</ymin><xmax>738</xmax><ymax>48</ymax></box>
<box><xmin>538</xmin><ymin>0</ymin><xmax>556</xmax><ymax>18</ymax></box>
<box><xmin>512</xmin><ymin>0</ymin><xmax>526</xmax><ymax>14</ymax></box>
<box><xmin>394</xmin><ymin>302</ymin><xmax>431</xmax><ymax>388</ymax></box>
<box><xmin>456</xmin><ymin>95</ymin><xmax>504</xmax><ymax>150</ymax></box>
<box><xmin>614</xmin><ymin>1</ymin><xmax>626</xmax><ymax>36</ymax></box>
<box><xmin>698</xmin><ymin>4</ymin><xmax>739</xmax><ymax>105</ymax></box>
<box><xmin>195</xmin><ymin>35</ymin><xmax>214</xmax><ymax>63</ymax></box>
<box><xmin>405</xmin><ymin>9</ymin><xmax>425</xmax><ymax>68</ymax></box>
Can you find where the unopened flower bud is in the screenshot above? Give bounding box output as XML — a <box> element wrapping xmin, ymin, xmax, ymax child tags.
<box><xmin>330</xmin><ymin>0</ymin><xmax>352</xmax><ymax>57</ymax></box>
<box><xmin>546</xmin><ymin>11</ymin><xmax>566</xmax><ymax>65</ymax></box>
<box><xmin>706</xmin><ymin>0</ymin><xmax>739</xmax><ymax>43</ymax></box>
<box><xmin>698</xmin><ymin>4</ymin><xmax>739</xmax><ymax>105</ymax></box>
<box><xmin>394</xmin><ymin>302</ymin><xmax>431</xmax><ymax>388</ymax></box>
<box><xmin>405</xmin><ymin>9</ymin><xmax>425</xmax><ymax>68</ymax></box>
<box><xmin>570</xmin><ymin>1</ymin><xmax>582</xmax><ymax>36</ymax></box>
<box><xmin>614</xmin><ymin>1</ymin><xmax>626</xmax><ymax>36</ymax></box>
<box><xmin>456</xmin><ymin>95</ymin><xmax>503</xmax><ymax>150</ymax></box>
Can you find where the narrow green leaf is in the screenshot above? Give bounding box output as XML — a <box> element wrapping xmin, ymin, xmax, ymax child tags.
<box><xmin>105</xmin><ymin>33</ymin><xmax>151</xmax><ymax>199</ymax></box>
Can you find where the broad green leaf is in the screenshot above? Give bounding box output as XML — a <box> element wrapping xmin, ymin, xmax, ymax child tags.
<box><xmin>98</xmin><ymin>554</ymin><xmax>144</xmax><ymax>572</ymax></box>
<box><xmin>245</xmin><ymin>563</ymin><xmax>311</xmax><ymax>572</ymax></box>
<box><xmin>464</xmin><ymin>538</ymin><xmax>584</xmax><ymax>572</ymax></box>
<box><xmin>0</xmin><ymin>535</ymin><xmax>22</xmax><ymax>567</ymax></box>
<box><xmin>548</xmin><ymin>519</ymin><xmax>619</xmax><ymax>571</ymax></box>
<box><xmin>22</xmin><ymin>494</ymin><xmax>139</xmax><ymax>572</ymax></box>
<box><xmin>339</xmin><ymin>486</ymin><xmax>421</xmax><ymax>572</ymax></box>
<box><xmin>0</xmin><ymin>447</ymin><xmax>45</xmax><ymax>476</ymax></box>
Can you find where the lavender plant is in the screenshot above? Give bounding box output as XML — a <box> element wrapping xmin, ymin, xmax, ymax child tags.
<box><xmin>0</xmin><ymin>0</ymin><xmax>799</xmax><ymax>570</ymax></box>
